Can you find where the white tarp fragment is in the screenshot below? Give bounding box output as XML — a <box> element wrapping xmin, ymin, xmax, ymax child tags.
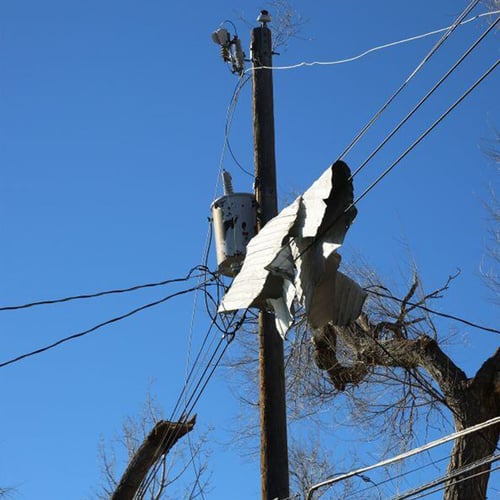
<box><xmin>217</xmin><ymin>197</ymin><xmax>301</xmax><ymax>312</ymax></box>
<box><xmin>219</xmin><ymin>160</ymin><xmax>367</xmax><ymax>337</ymax></box>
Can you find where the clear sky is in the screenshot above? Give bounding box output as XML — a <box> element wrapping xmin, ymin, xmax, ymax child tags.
<box><xmin>1</xmin><ymin>1</ymin><xmax>498</xmax><ymax>499</ymax></box>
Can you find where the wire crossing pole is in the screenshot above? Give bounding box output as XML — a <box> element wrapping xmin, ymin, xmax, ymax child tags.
<box><xmin>251</xmin><ymin>11</ymin><xmax>290</xmax><ymax>500</ymax></box>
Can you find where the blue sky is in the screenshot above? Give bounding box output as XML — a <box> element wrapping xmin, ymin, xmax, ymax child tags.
<box><xmin>1</xmin><ymin>1</ymin><xmax>498</xmax><ymax>498</ymax></box>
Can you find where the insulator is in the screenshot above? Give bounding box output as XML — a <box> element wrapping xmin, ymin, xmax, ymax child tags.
<box><xmin>233</xmin><ymin>37</ymin><xmax>245</xmax><ymax>75</ymax></box>
<box><xmin>222</xmin><ymin>170</ymin><xmax>234</xmax><ymax>195</ymax></box>
<box><xmin>221</xmin><ymin>46</ymin><xmax>230</xmax><ymax>62</ymax></box>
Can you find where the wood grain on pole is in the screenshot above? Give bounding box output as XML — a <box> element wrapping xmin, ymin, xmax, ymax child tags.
<box><xmin>252</xmin><ymin>24</ymin><xmax>290</xmax><ymax>500</ymax></box>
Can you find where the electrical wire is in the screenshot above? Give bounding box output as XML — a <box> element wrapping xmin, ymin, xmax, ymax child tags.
<box><xmin>134</xmin><ymin>238</ymin><xmax>243</xmax><ymax>498</ymax></box>
<box><xmin>136</xmin><ymin>334</ymin><xmax>228</xmax><ymax>498</ymax></box>
<box><xmin>0</xmin><ymin>267</ymin><xmax>207</xmax><ymax>312</ymax></box>
<box><xmin>306</xmin><ymin>416</ymin><xmax>500</xmax><ymax>499</ymax></box>
<box><xmin>355</xmin><ymin>323</ymin><xmax>500</xmax><ymax>466</ymax></box>
<box><xmin>294</xmin><ymin>57</ymin><xmax>499</xmax><ymax>265</ymax></box>
<box><xmin>350</xmin><ymin>14</ymin><xmax>500</xmax><ymax>179</ymax></box>
<box><xmin>136</xmin><ymin>314</ymin><xmax>245</xmax><ymax>498</ymax></box>
<box><xmin>183</xmin><ymin>220</ymin><xmax>216</xmax><ymax>500</ymax></box>
<box><xmin>349</xmin><ymin>58</ymin><xmax>499</xmax><ymax>209</ymax></box>
<box><xmin>225</xmin><ymin>75</ymin><xmax>253</xmax><ymax>179</ymax></box>
<box><xmin>140</xmin><ymin>311</ymin><xmax>246</xmax><ymax>494</ymax></box>
<box><xmin>247</xmin><ymin>10</ymin><xmax>498</xmax><ymax>73</ymax></box>
<box><xmin>393</xmin><ymin>453</ymin><xmax>500</xmax><ymax>499</ymax></box>
<box><xmin>0</xmin><ymin>277</ymin><xmax>216</xmax><ymax>370</ymax></box>
<box><xmin>336</xmin><ymin>0</ymin><xmax>482</xmax><ymax>161</ymax></box>
<box><xmin>214</xmin><ymin>75</ymin><xmax>253</xmax><ymax>203</ymax></box>
<box><xmin>365</xmin><ymin>288</ymin><xmax>500</xmax><ymax>334</ymax></box>
<box><xmin>344</xmin><ymin>455</ymin><xmax>449</xmax><ymax>499</ymax></box>
<box><xmin>408</xmin><ymin>464</ymin><xmax>500</xmax><ymax>499</ymax></box>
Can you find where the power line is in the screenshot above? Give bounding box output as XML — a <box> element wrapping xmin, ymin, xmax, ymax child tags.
<box><xmin>249</xmin><ymin>10</ymin><xmax>498</xmax><ymax>73</ymax></box>
<box><xmin>336</xmin><ymin>0</ymin><xmax>483</xmax><ymax>160</ymax></box>
<box><xmin>350</xmin><ymin>14</ymin><xmax>499</xmax><ymax>179</ymax></box>
<box><xmin>136</xmin><ymin>314</ymin><xmax>245</xmax><ymax>498</ymax></box>
<box><xmin>306</xmin><ymin>416</ymin><xmax>500</xmax><ymax>499</ymax></box>
<box><xmin>393</xmin><ymin>453</ymin><xmax>500</xmax><ymax>499</ymax></box>
<box><xmin>184</xmin><ymin>221</ymin><xmax>217</xmax><ymax>500</ymax></box>
<box><xmin>344</xmin><ymin>455</ymin><xmax>449</xmax><ymax>499</ymax></box>
<box><xmin>292</xmin><ymin>56</ymin><xmax>498</xmax><ymax>266</ymax></box>
<box><xmin>409</xmin><ymin>464</ymin><xmax>500</xmax><ymax>499</ymax></box>
<box><xmin>225</xmin><ymin>75</ymin><xmax>253</xmax><ymax>178</ymax></box>
<box><xmin>0</xmin><ymin>266</ymin><xmax>208</xmax><ymax>312</ymax></box>
<box><xmin>215</xmin><ymin>75</ymin><xmax>253</xmax><ymax>200</ymax></box>
<box><xmin>349</xmin><ymin>58</ymin><xmax>499</xmax><ymax>210</ymax></box>
<box><xmin>0</xmin><ymin>280</ymin><xmax>215</xmax><ymax>370</ymax></box>
<box><xmin>365</xmin><ymin>288</ymin><xmax>500</xmax><ymax>334</ymax></box>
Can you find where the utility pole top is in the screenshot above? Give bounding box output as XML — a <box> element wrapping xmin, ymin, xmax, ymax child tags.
<box><xmin>256</xmin><ymin>10</ymin><xmax>272</xmax><ymax>27</ymax></box>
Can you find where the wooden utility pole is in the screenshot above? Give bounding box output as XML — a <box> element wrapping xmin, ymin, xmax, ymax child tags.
<box><xmin>251</xmin><ymin>11</ymin><xmax>290</xmax><ymax>500</ymax></box>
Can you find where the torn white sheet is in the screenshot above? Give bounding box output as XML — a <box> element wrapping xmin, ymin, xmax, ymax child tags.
<box><xmin>218</xmin><ymin>160</ymin><xmax>366</xmax><ymax>337</ymax></box>
<box><xmin>218</xmin><ymin>197</ymin><xmax>301</xmax><ymax>312</ymax></box>
<box><xmin>267</xmin><ymin>279</ymin><xmax>296</xmax><ymax>339</ymax></box>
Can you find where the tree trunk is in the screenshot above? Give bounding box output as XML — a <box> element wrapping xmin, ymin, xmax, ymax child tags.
<box><xmin>443</xmin><ymin>349</ymin><xmax>500</xmax><ymax>500</ymax></box>
<box><xmin>313</xmin><ymin>317</ymin><xmax>500</xmax><ymax>499</ymax></box>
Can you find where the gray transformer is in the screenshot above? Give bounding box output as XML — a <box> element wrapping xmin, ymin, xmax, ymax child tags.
<box><xmin>211</xmin><ymin>192</ymin><xmax>257</xmax><ymax>277</ymax></box>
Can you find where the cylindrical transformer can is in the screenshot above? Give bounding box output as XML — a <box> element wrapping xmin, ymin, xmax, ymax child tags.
<box><xmin>211</xmin><ymin>193</ymin><xmax>257</xmax><ymax>277</ymax></box>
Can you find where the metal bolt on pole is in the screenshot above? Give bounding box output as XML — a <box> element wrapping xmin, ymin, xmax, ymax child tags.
<box><xmin>251</xmin><ymin>10</ymin><xmax>290</xmax><ymax>500</ymax></box>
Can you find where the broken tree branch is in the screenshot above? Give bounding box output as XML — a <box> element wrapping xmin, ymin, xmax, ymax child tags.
<box><xmin>111</xmin><ymin>415</ymin><xmax>196</xmax><ymax>500</ymax></box>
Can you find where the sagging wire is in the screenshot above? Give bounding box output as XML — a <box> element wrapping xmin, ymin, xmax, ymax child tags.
<box><xmin>225</xmin><ymin>75</ymin><xmax>253</xmax><ymax>179</ymax></box>
<box><xmin>182</xmin><ymin>220</ymin><xmax>217</xmax><ymax>500</ymax></box>
<box><xmin>365</xmin><ymin>287</ymin><xmax>500</xmax><ymax>334</ymax></box>
<box><xmin>393</xmin><ymin>453</ymin><xmax>500</xmax><ymax>499</ymax></box>
<box><xmin>349</xmin><ymin>58</ymin><xmax>499</xmax><ymax>209</ymax></box>
<box><xmin>350</xmin><ymin>14</ymin><xmax>500</xmax><ymax>179</ymax></box>
<box><xmin>0</xmin><ymin>267</ymin><xmax>207</xmax><ymax>312</ymax></box>
<box><xmin>136</xmin><ymin>311</ymin><xmax>246</xmax><ymax>499</ymax></box>
<box><xmin>293</xmin><ymin>57</ymin><xmax>499</xmax><ymax>268</ymax></box>
<box><xmin>246</xmin><ymin>9</ymin><xmax>499</xmax><ymax>74</ymax></box>
<box><xmin>214</xmin><ymin>75</ymin><xmax>253</xmax><ymax>204</ymax></box>
<box><xmin>0</xmin><ymin>273</ymin><xmax>217</xmax><ymax>370</ymax></box>
<box><xmin>337</xmin><ymin>0</ymin><xmax>482</xmax><ymax>161</ymax></box>
<box><xmin>344</xmin><ymin>455</ymin><xmax>449</xmax><ymax>499</ymax></box>
<box><xmin>306</xmin><ymin>416</ymin><xmax>500</xmax><ymax>499</ymax></box>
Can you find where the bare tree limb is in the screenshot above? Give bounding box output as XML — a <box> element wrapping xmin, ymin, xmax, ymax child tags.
<box><xmin>111</xmin><ymin>416</ymin><xmax>196</xmax><ymax>500</ymax></box>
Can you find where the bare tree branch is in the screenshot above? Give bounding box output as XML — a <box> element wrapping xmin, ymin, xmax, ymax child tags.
<box><xmin>111</xmin><ymin>416</ymin><xmax>196</xmax><ymax>500</ymax></box>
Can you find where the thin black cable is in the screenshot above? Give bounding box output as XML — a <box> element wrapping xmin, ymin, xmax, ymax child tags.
<box><xmin>224</xmin><ymin>75</ymin><xmax>253</xmax><ymax>178</ymax></box>
<box><xmin>0</xmin><ymin>281</ymin><xmax>213</xmax><ymax>369</ymax></box>
<box><xmin>366</xmin><ymin>288</ymin><xmax>500</xmax><ymax>334</ymax></box>
<box><xmin>137</xmin><ymin>308</ymin><xmax>246</xmax><ymax>497</ymax></box>
<box><xmin>393</xmin><ymin>453</ymin><xmax>500</xmax><ymax>499</ymax></box>
<box><xmin>410</xmin><ymin>464</ymin><xmax>500</xmax><ymax>499</ymax></box>
<box><xmin>0</xmin><ymin>266</ymin><xmax>207</xmax><ymax>312</ymax></box>
<box><xmin>358</xmin><ymin>325</ymin><xmax>448</xmax><ymax>405</ymax></box>
<box><xmin>294</xmin><ymin>58</ymin><xmax>499</xmax><ymax>265</ymax></box>
<box><xmin>184</xmin><ymin>220</ymin><xmax>216</xmax><ymax>500</ymax></box>
<box><xmin>137</xmin><ymin>318</ymin><xmax>242</xmax><ymax>498</ymax></box>
<box><xmin>136</xmin><ymin>334</ymin><xmax>228</xmax><ymax>499</ymax></box>
<box><xmin>337</xmin><ymin>0</ymin><xmax>482</xmax><ymax>161</ymax></box>
<box><xmin>221</xmin><ymin>20</ymin><xmax>238</xmax><ymax>37</ymax></box>
<box><xmin>344</xmin><ymin>455</ymin><xmax>449</xmax><ymax>499</ymax></box>
<box><xmin>357</xmin><ymin>326</ymin><xmax>500</xmax><ymax>455</ymax></box>
<box><xmin>349</xmin><ymin>58</ymin><xmax>499</xmax><ymax>209</ymax></box>
<box><xmin>350</xmin><ymin>15</ymin><xmax>499</xmax><ymax>179</ymax></box>
<box><xmin>146</xmin><ymin>311</ymin><xmax>245</xmax><ymax>496</ymax></box>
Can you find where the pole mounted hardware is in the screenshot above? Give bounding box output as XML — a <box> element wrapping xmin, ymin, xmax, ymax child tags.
<box><xmin>211</xmin><ymin>27</ymin><xmax>245</xmax><ymax>76</ymax></box>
